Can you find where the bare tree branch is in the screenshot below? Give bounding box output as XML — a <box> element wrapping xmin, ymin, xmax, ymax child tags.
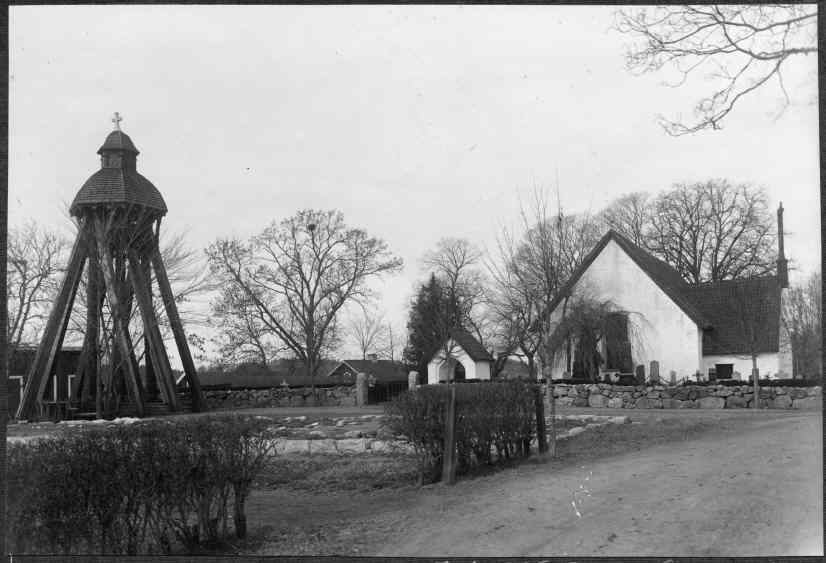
<box><xmin>615</xmin><ymin>4</ymin><xmax>817</xmax><ymax>135</ymax></box>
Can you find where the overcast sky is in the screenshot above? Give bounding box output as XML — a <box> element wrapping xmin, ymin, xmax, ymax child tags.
<box><xmin>9</xmin><ymin>5</ymin><xmax>820</xmax><ymax>361</ymax></box>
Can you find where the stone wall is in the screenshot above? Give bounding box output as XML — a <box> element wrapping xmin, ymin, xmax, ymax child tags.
<box><xmin>544</xmin><ymin>383</ymin><xmax>822</xmax><ymax>409</ymax></box>
<box><xmin>204</xmin><ymin>385</ymin><xmax>357</xmax><ymax>410</ymax></box>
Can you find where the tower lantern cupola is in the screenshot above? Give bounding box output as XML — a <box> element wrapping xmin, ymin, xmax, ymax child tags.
<box><xmin>69</xmin><ymin>113</ymin><xmax>167</xmax><ymax>218</ymax></box>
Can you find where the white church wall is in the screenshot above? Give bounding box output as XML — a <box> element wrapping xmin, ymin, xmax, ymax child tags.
<box><xmin>548</xmin><ymin>239</ymin><xmax>703</xmax><ymax>380</ymax></box>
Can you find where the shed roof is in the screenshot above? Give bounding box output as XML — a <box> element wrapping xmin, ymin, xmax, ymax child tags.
<box><xmin>449</xmin><ymin>328</ymin><xmax>493</xmax><ymax>362</ymax></box>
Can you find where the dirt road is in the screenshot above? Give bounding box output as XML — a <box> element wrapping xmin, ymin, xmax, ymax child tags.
<box><xmin>379</xmin><ymin>410</ymin><xmax>822</xmax><ymax>557</ymax></box>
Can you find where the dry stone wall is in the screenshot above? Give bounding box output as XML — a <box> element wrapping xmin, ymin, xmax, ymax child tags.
<box><xmin>544</xmin><ymin>383</ymin><xmax>821</xmax><ymax>409</ymax></box>
<box><xmin>204</xmin><ymin>385</ymin><xmax>357</xmax><ymax>410</ymax></box>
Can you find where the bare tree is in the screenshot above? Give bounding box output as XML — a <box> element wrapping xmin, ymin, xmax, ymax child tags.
<box><xmin>209</xmin><ymin>283</ymin><xmax>285</xmax><ymax>366</ymax></box>
<box><xmin>421</xmin><ymin>237</ymin><xmax>488</xmax><ymax>342</ymax></box>
<box><xmin>206</xmin><ymin>209</ymin><xmax>403</xmax><ymax>393</ymax></box>
<box><xmin>384</xmin><ymin>322</ymin><xmax>407</xmax><ymax>363</ymax></box>
<box><xmin>783</xmin><ymin>271</ymin><xmax>822</xmax><ymax>378</ymax></box>
<box><xmin>346</xmin><ymin>306</ymin><xmax>390</xmax><ymax>360</ymax></box>
<box><xmin>488</xmin><ymin>189</ymin><xmax>603</xmax><ymax>456</ymax></box>
<box><xmin>6</xmin><ymin>222</ymin><xmax>69</xmax><ymax>356</ymax></box>
<box><xmin>600</xmin><ymin>192</ymin><xmax>653</xmax><ymax>248</ymax></box>
<box><xmin>492</xmin><ymin>191</ymin><xmax>603</xmax><ymax>372</ymax></box>
<box><xmin>615</xmin><ymin>5</ymin><xmax>817</xmax><ymax>135</ymax></box>
<box><xmin>648</xmin><ymin>180</ymin><xmax>776</xmax><ymax>284</ymax></box>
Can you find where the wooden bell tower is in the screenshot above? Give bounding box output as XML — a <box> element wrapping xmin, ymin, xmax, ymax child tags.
<box><xmin>15</xmin><ymin>114</ymin><xmax>203</xmax><ymax>420</ymax></box>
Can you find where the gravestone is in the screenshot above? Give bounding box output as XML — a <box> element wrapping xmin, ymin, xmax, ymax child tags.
<box><xmin>649</xmin><ymin>361</ymin><xmax>660</xmax><ymax>384</ymax></box>
<box><xmin>355</xmin><ymin>372</ymin><xmax>369</xmax><ymax>406</ymax></box>
<box><xmin>634</xmin><ymin>364</ymin><xmax>645</xmax><ymax>385</ymax></box>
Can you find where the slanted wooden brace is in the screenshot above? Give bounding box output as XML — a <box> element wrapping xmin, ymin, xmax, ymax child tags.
<box><xmin>15</xmin><ymin>115</ymin><xmax>204</xmax><ymax>420</ymax></box>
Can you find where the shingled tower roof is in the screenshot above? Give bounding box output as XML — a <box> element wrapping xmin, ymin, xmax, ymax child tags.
<box><xmin>69</xmin><ymin>118</ymin><xmax>167</xmax><ymax>217</ymax></box>
<box><xmin>97</xmin><ymin>130</ymin><xmax>140</xmax><ymax>155</ymax></box>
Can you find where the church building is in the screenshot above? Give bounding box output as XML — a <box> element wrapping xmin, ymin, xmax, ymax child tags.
<box><xmin>545</xmin><ymin>209</ymin><xmax>792</xmax><ymax>382</ymax></box>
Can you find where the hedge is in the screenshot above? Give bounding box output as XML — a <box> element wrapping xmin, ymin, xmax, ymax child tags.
<box><xmin>6</xmin><ymin>414</ymin><xmax>276</xmax><ymax>555</ymax></box>
<box><xmin>384</xmin><ymin>380</ymin><xmax>537</xmax><ymax>484</ymax></box>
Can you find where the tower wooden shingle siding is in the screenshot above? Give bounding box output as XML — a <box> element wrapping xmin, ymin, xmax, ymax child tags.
<box><xmin>15</xmin><ymin>121</ymin><xmax>203</xmax><ymax>420</ymax></box>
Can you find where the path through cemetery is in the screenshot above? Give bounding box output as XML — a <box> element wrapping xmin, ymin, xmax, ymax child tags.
<box><xmin>379</xmin><ymin>410</ymin><xmax>822</xmax><ymax>557</ymax></box>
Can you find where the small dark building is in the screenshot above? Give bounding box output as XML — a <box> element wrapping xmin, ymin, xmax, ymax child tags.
<box><xmin>327</xmin><ymin>357</ymin><xmax>409</xmax><ymax>403</ymax></box>
<box><xmin>8</xmin><ymin>346</ymin><xmax>82</xmax><ymax>417</ymax></box>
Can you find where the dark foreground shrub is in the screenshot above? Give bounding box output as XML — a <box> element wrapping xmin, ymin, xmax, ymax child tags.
<box><xmin>6</xmin><ymin>414</ymin><xmax>276</xmax><ymax>555</ymax></box>
<box><xmin>385</xmin><ymin>380</ymin><xmax>537</xmax><ymax>484</ymax></box>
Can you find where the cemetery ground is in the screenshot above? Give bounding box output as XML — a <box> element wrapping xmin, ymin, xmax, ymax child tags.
<box><xmin>6</xmin><ymin>406</ymin><xmax>822</xmax><ymax>556</ymax></box>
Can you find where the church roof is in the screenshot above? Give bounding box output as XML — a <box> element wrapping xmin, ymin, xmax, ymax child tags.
<box><xmin>69</xmin><ymin>128</ymin><xmax>167</xmax><ymax>217</ymax></box>
<box><xmin>547</xmin><ymin>230</ymin><xmax>781</xmax><ymax>356</ymax></box>
<box><xmin>684</xmin><ymin>277</ymin><xmax>780</xmax><ymax>355</ymax></box>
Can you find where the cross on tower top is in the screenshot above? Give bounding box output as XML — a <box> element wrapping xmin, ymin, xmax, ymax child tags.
<box><xmin>112</xmin><ymin>112</ymin><xmax>123</xmax><ymax>131</ymax></box>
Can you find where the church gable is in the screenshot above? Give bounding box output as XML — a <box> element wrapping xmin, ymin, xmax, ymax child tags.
<box><xmin>548</xmin><ymin>230</ymin><xmax>705</xmax><ymax>328</ymax></box>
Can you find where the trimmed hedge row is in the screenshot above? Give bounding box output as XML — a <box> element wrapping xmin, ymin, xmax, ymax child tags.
<box><xmin>6</xmin><ymin>414</ymin><xmax>276</xmax><ymax>555</ymax></box>
<box><xmin>384</xmin><ymin>380</ymin><xmax>537</xmax><ymax>484</ymax></box>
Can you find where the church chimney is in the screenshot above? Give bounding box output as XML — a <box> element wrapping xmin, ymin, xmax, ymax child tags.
<box><xmin>777</xmin><ymin>202</ymin><xmax>788</xmax><ymax>288</ymax></box>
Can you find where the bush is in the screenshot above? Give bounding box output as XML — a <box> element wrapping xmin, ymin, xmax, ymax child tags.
<box><xmin>6</xmin><ymin>414</ymin><xmax>276</xmax><ymax>555</ymax></box>
<box><xmin>384</xmin><ymin>380</ymin><xmax>537</xmax><ymax>484</ymax></box>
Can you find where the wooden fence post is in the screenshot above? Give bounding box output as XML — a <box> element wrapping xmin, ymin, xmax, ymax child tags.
<box><xmin>442</xmin><ymin>385</ymin><xmax>457</xmax><ymax>485</ymax></box>
<box><xmin>752</xmin><ymin>367</ymin><xmax>760</xmax><ymax>409</ymax></box>
<box><xmin>535</xmin><ymin>384</ymin><xmax>547</xmax><ymax>454</ymax></box>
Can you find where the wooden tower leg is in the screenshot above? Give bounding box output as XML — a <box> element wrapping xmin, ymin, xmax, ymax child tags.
<box><xmin>94</xmin><ymin>220</ymin><xmax>144</xmax><ymax>417</ymax></box>
<box><xmin>143</xmin><ymin>334</ymin><xmax>159</xmax><ymax>401</ymax></box>
<box><xmin>72</xmin><ymin>249</ymin><xmax>99</xmax><ymax>410</ymax></box>
<box><xmin>84</xmin><ymin>260</ymin><xmax>103</xmax><ymax>416</ymax></box>
<box><xmin>128</xmin><ymin>250</ymin><xmax>178</xmax><ymax>411</ymax></box>
<box><xmin>141</xmin><ymin>258</ymin><xmax>160</xmax><ymax>402</ymax></box>
<box><xmin>121</xmin><ymin>270</ymin><xmax>146</xmax><ymax>403</ymax></box>
<box><xmin>16</xmin><ymin>233</ymin><xmax>88</xmax><ymax>420</ymax></box>
<box><xmin>151</xmin><ymin>243</ymin><xmax>203</xmax><ymax>411</ymax></box>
